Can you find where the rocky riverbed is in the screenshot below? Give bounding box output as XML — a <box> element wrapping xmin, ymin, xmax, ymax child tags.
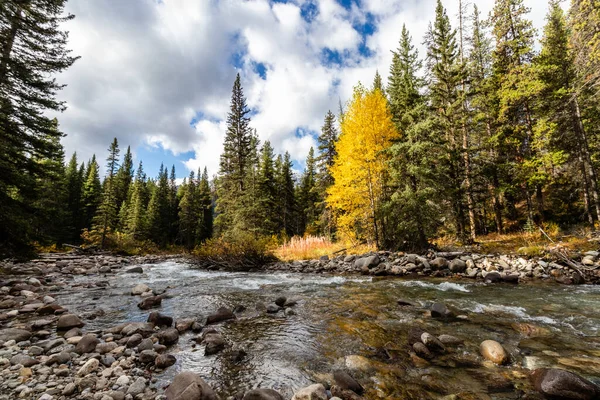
<box><xmin>1</xmin><ymin>252</ymin><xmax>600</xmax><ymax>399</ymax></box>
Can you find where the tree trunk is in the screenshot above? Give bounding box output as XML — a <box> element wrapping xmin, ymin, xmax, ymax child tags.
<box><xmin>0</xmin><ymin>3</ymin><xmax>22</xmax><ymax>87</ymax></box>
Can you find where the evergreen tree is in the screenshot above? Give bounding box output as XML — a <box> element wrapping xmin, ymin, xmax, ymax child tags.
<box><xmin>197</xmin><ymin>167</ymin><xmax>213</xmax><ymax>243</ymax></box>
<box><xmin>275</xmin><ymin>152</ymin><xmax>296</xmax><ymax>237</ymax></box>
<box><xmin>373</xmin><ymin>70</ymin><xmax>385</xmax><ymax>96</ymax></box>
<box><xmin>386</xmin><ymin>25</ymin><xmax>440</xmax><ymax>249</ymax></box>
<box><xmin>147</xmin><ymin>165</ymin><xmax>171</xmax><ymax>247</ymax></box>
<box><xmin>169</xmin><ymin>165</ymin><xmax>179</xmax><ymax>243</ymax></box>
<box><xmin>215</xmin><ymin>73</ymin><xmax>254</xmax><ymax>236</ymax></box>
<box><xmin>65</xmin><ymin>152</ymin><xmax>84</xmax><ymax>242</ymax></box>
<box><xmin>115</xmin><ymin>146</ymin><xmax>133</xmax><ymax>212</ymax></box>
<box><xmin>426</xmin><ymin>0</ymin><xmax>468</xmax><ymax>240</ymax></box>
<box><xmin>125</xmin><ymin>161</ymin><xmax>148</xmax><ymax>240</ymax></box>
<box><xmin>570</xmin><ymin>0</ymin><xmax>600</xmax><ymax>96</ymax></box>
<box><xmin>256</xmin><ymin>141</ymin><xmax>277</xmax><ymax>235</ymax></box>
<box><xmin>178</xmin><ymin>172</ymin><xmax>197</xmax><ymax>250</ymax></box>
<box><xmin>82</xmin><ymin>156</ymin><xmax>102</xmax><ymax>232</ymax></box>
<box><xmin>94</xmin><ymin>138</ymin><xmax>120</xmax><ymax>248</ymax></box>
<box><xmin>0</xmin><ymin>0</ymin><xmax>78</xmax><ymax>256</ymax></box>
<box><xmin>299</xmin><ymin>147</ymin><xmax>319</xmax><ymax>235</ymax></box>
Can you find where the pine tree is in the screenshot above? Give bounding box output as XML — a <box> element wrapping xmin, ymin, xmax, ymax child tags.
<box><xmin>215</xmin><ymin>73</ymin><xmax>254</xmax><ymax>236</ymax></box>
<box><xmin>426</xmin><ymin>0</ymin><xmax>468</xmax><ymax>240</ymax></box>
<box><xmin>82</xmin><ymin>156</ymin><xmax>102</xmax><ymax>232</ymax></box>
<box><xmin>256</xmin><ymin>141</ymin><xmax>277</xmax><ymax>235</ymax></box>
<box><xmin>197</xmin><ymin>167</ymin><xmax>213</xmax><ymax>243</ymax></box>
<box><xmin>373</xmin><ymin>70</ymin><xmax>385</xmax><ymax>96</ymax></box>
<box><xmin>115</xmin><ymin>146</ymin><xmax>133</xmax><ymax>213</ymax></box>
<box><xmin>94</xmin><ymin>138</ymin><xmax>120</xmax><ymax>248</ymax></box>
<box><xmin>169</xmin><ymin>165</ymin><xmax>179</xmax><ymax>243</ymax></box>
<box><xmin>570</xmin><ymin>0</ymin><xmax>600</xmax><ymax>96</ymax></box>
<box><xmin>65</xmin><ymin>152</ymin><xmax>84</xmax><ymax>242</ymax></box>
<box><xmin>298</xmin><ymin>147</ymin><xmax>319</xmax><ymax>235</ymax></box>
<box><xmin>0</xmin><ymin>1</ymin><xmax>78</xmax><ymax>256</ymax></box>
<box><xmin>316</xmin><ymin>111</ymin><xmax>338</xmax><ymax>237</ymax></box>
<box><xmin>275</xmin><ymin>152</ymin><xmax>296</xmax><ymax>237</ymax></box>
<box><xmin>386</xmin><ymin>25</ymin><xmax>440</xmax><ymax>249</ymax></box>
<box><xmin>147</xmin><ymin>165</ymin><xmax>171</xmax><ymax>247</ymax></box>
<box><xmin>490</xmin><ymin>0</ymin><xmax>542</xmax><ymax>223</ymax></box>
<box><xmin>178</xmin><ymin>172</ymin><xmax>197</xmax><ymax>250</ymax></box>
<box><xmin>125</xmin><ymin>161</ymin><xmax>148</xmax><ymax>240</ymax></box>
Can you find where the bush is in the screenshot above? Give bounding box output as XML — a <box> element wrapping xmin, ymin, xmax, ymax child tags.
<box><xmin>81</xmin><ymin>229</ymin><xmax>160</xmax><ymax>255</ymax></box>
<box><xmin>193</xmin><ymin>233</ymin><xmax>277</xmax><ymax>270</ymax></box>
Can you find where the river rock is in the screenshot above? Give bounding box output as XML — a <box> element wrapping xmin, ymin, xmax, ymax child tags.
<box><xmin>0</xmin><ymin>328</ymin><xmax>31</xmax><ymax>342</ymax></box>
<box><xmin>330</xmin><ymin>386</ymin><xmax>363</xmax><ymax>400</ymax></box>
<box><xmin>10</xmin><ymin>354</ymin><xmax>39</xmax><ymax>367</ymax></box>
<box><xmin>62</xmin><ymin>382</ymin><xmax>77</xmax><ymax>396</ymax></box>
<box><xmin>204</xmin><ymin>333</ymin><xmax>226</xmax><ymax>355</ymax></box>
<box><xmin>431</xmin><ymin>303</ymin><xmax>453</xmax><ymax>319</ymax></box>
<box><xmin>485</xmin><ymin>271</ymin><xmax>502</xmax><ymax>283</ymax></box>
<box><xmin>127</xmin><ymin>377</ymin><xmax>147</xmax><ymax>396</ymax></box>
<box><xmin>126</xmin><ymin>333</ymin><xmax>143</xmax><ymax>348</ymax></box>
<box><xmin>140</xmin><ymin>349</ymin><xmax>158</xmax><ymax>363</ymax></box>
<box><xmin>158</xmin><ymin>328</ymin><xmax>179</xmax><ymax>345</ymax></box>
<box><xmin>138</xmin><ymin>338</ymin><xmax>154</xmax><ymax>351</ymax></box>
<box><xmin>75</xmin><ymin>333</ymin><xmax>99</xmax><ymax>354</ymax></box>
<box><xmin>531</xmin><ymin>368</ymin><xmax>600</xmax><ymax>399</ymax></box>
<box><xmin>413</xmin><ymin>342</ymin><xmax>433</xmax><ymax>359</ymax></box>
<box><xmin>156</xmin><ymin>353</ymin><xmax>176</xmax><ymax>369</ymax></box>
<box><xmin>430</xmin><ymin>257</ymin><xmax>449</xmax><ymax>270</ymax></box>
<box><xmin>131</xmin><ymin>283</ymin><xmax>151</xmax><ymax>295</ymax></box>
<box><xmin>126</xmin><ymin>266</ymin><xmax>144</xmax><ymax>273</ymax></box>
<box><xmin>77</xmin><ymin>358</ymin><xmax>99</xmax><ymax>376</ymax></box>
<box><xmin>176</xmin><ymin>318</ymin><xmax>195</xmax><ymax>332</ymax></box>
<box><xmin>148</xmin><ymin>311</ymin><xmax>173</xmax><ymax>327</ymax></box>
<box><xmin>96</xmin><ymin>341</ymin><xmax>118</xmax><ymax>354</ymax></box>
<box><xmin>266</xmin><ymin>304</ymin><xmax>281</xmax><ymax>313</ymax></box>
<box><xmin>421</xmin><ymin>332</ymin><xmax>445</xmax><ymax>352</ymax></box>
<box><xmin>333</xmin><ymin>370</ymin><xmax>364</xmax><ymax>394</ymax></box>
<box><xmin>63</xmin><ymin>327</ymin><xmax>82</xmax><ymax>339</ymax></box>
<box><xmin>165</xmin><ymin>371</ymin><xmax>218</xmax><ymax>400</ymax></box>
<box><xmin>438</xmin><ymin>334</ymin><xmax>464</xmax><ymax>346</ymax></box>
<box><xmin>57</xmin><ymin>314</ymin><xmax>84</xmax><ymax>330</ymax></box>
<box><xmin>449</xmin><ymin>259</ymin><xmax>467</xmax><ymax>273</ymax></box>
<box><xmin>274</xmin><ymin>297</ymin><xmax>287</xmax><ymax>307</ymax></box>
<box><xmin>138</xmin><ymin>295</ymin><xmax>162</xmax><ymax>310</ymax></box>
<box><xmin>206</xmin><ymin>307</ymin><xmax>235</xmax><ymax>324</ymax></box>
<box><xmin>354</xmin><ymin>255</ymin><xmax>379</xmax><ymax>270</ymax></box>
<box><xmin>243</xmin><ymin>389</ymin><xmax>285</xmax><ymax>400</ymax></box>
<box><xmin>480</xmin><ymin>340</ymin><xmax>509</xmax><ymax>365</ymax></box>
<box><xmin>291</xmin><ymin>383</ymin><xmax>327</xmax><ymax>400</ymax></box>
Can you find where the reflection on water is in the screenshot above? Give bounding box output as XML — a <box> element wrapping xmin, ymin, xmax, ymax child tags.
<box><xmin>54</xmin><ymin>261</ymin><xmax>600</xmax><ymax>399</ymax></box>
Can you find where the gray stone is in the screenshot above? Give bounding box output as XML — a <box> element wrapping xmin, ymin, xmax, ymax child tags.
<box><xmin>531</xmin><ymin>368</ymin><xmax>599</xmax><ymax>400</ymax></box>
<box><xmin>56</xmin><ymin>314</ymin><xmax>84</xmax><ymax>330</ymax></box>
<box><xmin>164</xmin><ymin>371</ymin><xmax>217</xmax><ymax>400</ymax></box>
<box><xmin>354</xmin><ymin>255</ymin><xmax>380</xmax><ymax>270</ymax></box>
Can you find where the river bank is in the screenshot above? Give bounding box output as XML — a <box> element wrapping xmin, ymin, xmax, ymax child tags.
<box><xmin>1</xmin><ymin>253</ymin><xmax>600</xmax><ymax>399</ymax></box>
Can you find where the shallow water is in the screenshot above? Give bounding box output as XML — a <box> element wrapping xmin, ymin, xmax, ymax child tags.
<box><xmin>54</xmin><ymin>261</ymin><xmax>600</xmax><ymax>399</ymax></box>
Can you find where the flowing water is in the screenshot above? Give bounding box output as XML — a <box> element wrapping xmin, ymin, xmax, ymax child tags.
<box><xmin>54</xmin><ymin>261</ymin><xmax>600</xmax><ymax>399</ymax></box>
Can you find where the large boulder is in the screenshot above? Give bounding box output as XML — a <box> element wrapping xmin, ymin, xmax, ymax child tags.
<box><xmin>480</xmin><ymin>340</ymin><xmax>509</xmax><ymax>365</ymax></box>
<box><xmin>291</xmin><ymin>384</ymin><xmax>327</xmax><ymax>400</ymax></box>
<box><xmin>531</xmin><ymin>368</ymin><xmax>600</xmax><ymax>400</ymax></box>
<box><xmin>430</xmin><ymin>257</ymin><xmax>449</xmax><ymax>270</ymax></box>
<box><xmin>0</xmin><ymin>328</ymin><xmax>32</xmax><ymax>342</ymax></box>
<box><xmin>156</xmin><ymin>354</ymin><xmax>177</xmax><ymax>369</ymax></box>
<box><xmin>165</xmin><ymin>371</ymin><xmax>218</xmax><ymax>400</ymax></box>
<box><xmin>206</xmin><ymin>307</ymin><xmax>235</xmax><ymax>324</ymax></box>
<box><xmin>354</xmin><ymin>255</ymin><xmax>380</xmax><ymax>270</ymax></box>
<box><xmin>126</xmin><ymin>266</ymin><xmax>144</xmax><ymax>273</ymax></box>
<box><xmin>203</xmin><ymin>333</ymin><xmax>226</xmax><ymax>355</ymax></box>
<box><xmin>56</xmin><ymin>314</ymin><xmax>84</xmax><ymax>330</ymax></box>
<box><xmin>242</xmin><ymin>389</ymin><xmax>285</xmax><ymax>400</ymax></box>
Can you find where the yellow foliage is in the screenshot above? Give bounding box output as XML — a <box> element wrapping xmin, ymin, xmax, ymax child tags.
<box><xmin>327</xmin><ymin>85</ymin><xmax>399</xmax><ymax>245</ymax></box>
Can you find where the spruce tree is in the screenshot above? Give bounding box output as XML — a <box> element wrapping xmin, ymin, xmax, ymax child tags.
<box><xmin>147</xmin><ymin>165</ymin><xmax>171</xmax><ymax>247</ymax></box>
<box><xmin>299</xmin><ymin>147</ymin><xmax>319</xmax><ymax>235</ymax></box>
<box><xmin>275</xmin><ymin>152</ymin><xmax>296</xmax><ymax>237</ymax></box>
<box><xmin>115</xmin><ymin>146</ymin><xmax>133</xmax><ymax>213</ymax></box>
<box><xmin>386</xmin><ymin>25</ymin><xmax>440</xmax><ymax>249</ymax></box>
<box><xmin>94</xmin><ymin>138</ymin><xmax>120</xmax><ymax>248</ymax></box>
<box><xmin>178</xmin><ymin>172</ymin><xmax>197</xmax><ymax>250</ymax></box>
<box><xmin>215</xmin><ymin>73</ymin><xmax>254</xmax><ymax>237</ymax></box>
<box><xmin>125</xmin><ymin>161</ymin><xmax>148</xmax><ymax>240</ymax></box>
<box><xmin>373</xmin><ymin>70</ymin><xmax>385</xmax><ymax>96</ymax></box>
<box><xmin>256</xmin><ymin>141</ymin><xmax>277</xmax><ymax>235</ymax></box>
<box><xmin>197</xmin><ymin>167</ymin><xmax>213</xmax><ymax>243</ymax></box>
<box><xmin>82</xmin><ymin>156</ymin><xmax>102</xmax><ymax>232</ymax></box>
<box><xmin>0</xmin><ymin>0</ymin><xmax>78</xmax><ymax>255</ymax></box>
<box><xmin>65</xmin><ymin>152</ymin><xmax>84</xmax><ymax>242</ymax></box>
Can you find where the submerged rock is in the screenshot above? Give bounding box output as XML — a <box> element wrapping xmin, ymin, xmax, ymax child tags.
<box><xmin>206</xmin><ymin>307</ymin><xmax>235</xmax><ymax>324</ymax></box>
<box><xmin>480</xmin><ymin>340</ymin><xmax>509</xmax><ymax>365</ymax></box>
<box><xmin>531</xmin><ymin>368</ymin><xmax>600</xmax><ymax>399</ymax></box>
<box><xmin>292</xmin><ymin>383</ymin><xmax>327</xmax><ymax>400</ymax></box>
<box><xmin>138</xmin><ymin>295</ymin><xmax>162</xmax><ymax>310</ymax></box>
<box><xmin>242</xmin><ymin>388</ymin><xmax>285</xmax><ymax>400</ymax></box>
<box><xmin>431</xmin><ymin>303</ymin><xmax>453</xmax><ymax>319</ymax></box>
<box><xmin>333</xmin><ymin>370</ymin><xmax>364</xmax><ymax>394</ymax></box>
<box><xmin>148</xmin><ymin>311</ymin><xmax>173</xmax><ymax>327</ymax></box>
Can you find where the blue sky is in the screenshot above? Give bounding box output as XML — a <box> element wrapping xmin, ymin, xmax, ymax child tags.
<box><xmin>56</xmin><ymin>0</ymin><xmax>553</xmax><ymax>180</ymax></box>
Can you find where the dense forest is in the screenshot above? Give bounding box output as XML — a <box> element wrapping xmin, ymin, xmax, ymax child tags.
<box><xmin>2</xmin><ymin>0</ymin><xmax>600</xmax><ymax>257</ymax></box>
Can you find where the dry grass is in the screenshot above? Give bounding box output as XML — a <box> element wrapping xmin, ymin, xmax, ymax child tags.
<box><xmin>274</xmin><ymin>235</ymin><xmax>375</xmax><ymax>261</ymax></box>
<box><xmin>435</xmin><ymin>227</ymin><xmax>597</xmax><ymax>256</ymax></box>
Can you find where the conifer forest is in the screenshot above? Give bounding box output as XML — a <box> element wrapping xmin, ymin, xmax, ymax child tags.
<box><xmin>2</xmin><ymin>0</ymin><xmax>600</xmax><ymax>257</ymax></box>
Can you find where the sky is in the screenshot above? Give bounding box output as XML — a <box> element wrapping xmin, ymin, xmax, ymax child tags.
<box><xmin>55</xmin><ymin>0</ymin><xmax>555</xmax><ymax>180</ymax></box>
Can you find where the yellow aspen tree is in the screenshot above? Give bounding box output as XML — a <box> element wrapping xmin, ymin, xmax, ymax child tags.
<box><xmin>326</xmin><ymin>84</ymin><xmax>399</xmax><ymax>247</ymax></box>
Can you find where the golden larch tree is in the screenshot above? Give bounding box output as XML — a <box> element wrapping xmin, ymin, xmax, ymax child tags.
<box><xmin>327</xmin><ymin>84</ymin><xmax>399</xmax><ymax>247</ymax></box>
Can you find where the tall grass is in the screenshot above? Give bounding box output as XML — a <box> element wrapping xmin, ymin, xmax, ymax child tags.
<box><xmin>275</xmin><ymin>235</ymin><xmax>374</xmax><ymax>261</ymax></box>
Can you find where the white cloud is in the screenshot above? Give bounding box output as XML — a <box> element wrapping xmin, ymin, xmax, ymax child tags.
<box><xmin>56</xmin><ymin>0</ymin><xmax>556</xmax><ymax>176</ymax></box>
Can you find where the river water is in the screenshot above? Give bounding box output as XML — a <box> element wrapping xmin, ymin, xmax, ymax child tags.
<box><xmin>54</xmin><ymin>261</ymin><xmax>600</xmax><ymax>399</ymax></box>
